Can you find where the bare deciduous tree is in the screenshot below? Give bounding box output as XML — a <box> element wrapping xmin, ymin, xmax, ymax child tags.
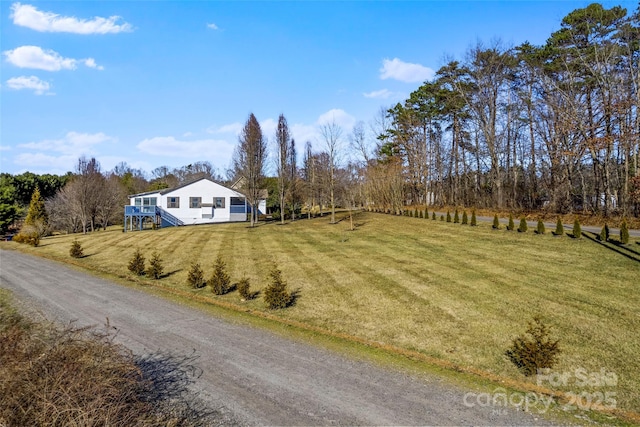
<box><xmin>319</xmin><ymin>119</ymin><xmax>343</xmax><ymax>224</ymax></box>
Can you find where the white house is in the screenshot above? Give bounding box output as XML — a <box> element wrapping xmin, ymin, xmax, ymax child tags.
<box><xmin>124</xmin><ymin>178</ymin><xmax>267</xmax><ymax>230</ymax></box>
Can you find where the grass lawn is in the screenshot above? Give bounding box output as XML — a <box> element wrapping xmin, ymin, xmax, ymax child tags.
<box><xmin>3</xmin><ymin>211</ymin><xmax>639</xmax><ymax>418</ymax></box>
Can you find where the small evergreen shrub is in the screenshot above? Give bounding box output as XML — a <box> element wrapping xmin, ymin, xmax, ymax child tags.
<box><xmin>535</xmin><ymin>219</ymin><xmax>545</xmax><ymax>235</ymax></box>
<box><xmin>507</xmin><ymin>213</ymin><xmax>515</xmax><ymax>231</ymax></box>
<box><xmin>518</xmin><ymin>217</ymin><xmax>528</xmax><ymax>233</ymax></box>
<box><xmin>461</xmin><ymin>211</ymin><xmax>468</xmax><ymax>225</ymax></box>
<box><xmin>187</xmin><ymin>262</ymin><xmax>205</xmax><ymax>289</ymax></box>
<box><xmin>572</xmin><ymin>219</ymin><xmax>581</xmax><ymax>239</ymax></box>
<box><xmin>414</xmin><ymin>208</ymin><xmax>418</xmax><ymax>218</ymax></box>
<box><xmin>237</xmin><ymin>277</ymin><xmax>253</xmax><ymax>300</ymax></box>
<box><xmin>620</xmin><ymin>219</ymin><xmax>630</xmax><ymax>244</ymax></box>
<box><xmin>127</xmin><ymin>249</ymin><xmax>145</xmax><ymax>276</ymax></box>
<box><xmin>505</xmin><ymin>316</ymin><xmax>561</xmax><ymax>377</ymax></box>
<box><xmin>146</xmin><ymin>251</ymin><xmax>164</xmax><ymax>279</ymax></box>
<box><xmin>492</xmin><ymin>214</ymin><xmax>500</xmax><ymax>230</ymax></box>
<box><xmin>210</xmin><ymin>255</ymin><xmax>231</xmax><ymax>295</ymax></box>
<box><xmin>13</xmin><ymin>227</ymin><xmax>40</xmax><ymax>247</ymax></box>
<box><xmin>599</xmin><ymin>224</ymin><xmax>609</xmax><ymax>242</ymax></box>
<box><xmin>69</xmin><ymin>239</ymin><xmax>83</xmax><ymax>258</ymax></box>
<box><xmin>446</xmin><ymin>211</ymin><xmax>452</xmax><ymax>222</ymax></box>
<box><xmin>419</xmin><ymin>210</ymin><xmax>424</xmax><ymax>219</ymax></box>
<box><xmin>432</xmin><ymin>212</ymin><xmax>436</xmax><ymax>220</ymax></box>
<box><xmin>424</xmin><ymin>208</ymin><xmax>428</xmax><ymax>219</ymax></box>
<box><xmin>453</xmin><ymin>209</ymin><xmax>460</xmax><ymax>223</ymax></box>
<box><xmin>264</xmin><ymin>266</ymin><xmax>292</xmax><ymax>309</ymax></box>
<box><xmin>553</xmin><ymin>217</ymin><xmax>564</xmax><ymax>236</ymax></box>
<box><xmin>440</xmin><ymin>215</ymin><xmax>445</xmax><ymax>221</ymax></box>
<box><xmin>470</xmin><ymin>210</ymin><xmax>477</xmax><ymax>226</ymax></box>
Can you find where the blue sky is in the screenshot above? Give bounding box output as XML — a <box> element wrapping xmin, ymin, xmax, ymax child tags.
<box><xmin>1</xmin><ymin>1</ymin><xmax>633</xmax><ymax>177</ymax></box>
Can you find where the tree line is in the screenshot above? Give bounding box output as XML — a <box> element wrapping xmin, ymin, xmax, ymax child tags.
<box><xmin>373</xmin><ymin>3</ymin><xmax>639</xmax><ymax>216</ymax></box>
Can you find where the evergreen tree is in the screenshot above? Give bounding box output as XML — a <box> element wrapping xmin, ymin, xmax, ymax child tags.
<box><xmin>462</xmin><ymin>211</ymin><xmax>468</xmax><ymax>225</ymax></box>
<box><xmin>599</xmin><ymin>224</ymin><xmax>609</xmax><ymax>242</ymax></box>
<box><xmin>432</xmin><ymin>212</ymin><xmax>436</xmax><ymax>220</ymax></box>
<box><xmin>15</xmin><ymin>186</ymin><xmax>49</xmax><ymax>245</ymax></box>
<box><xmin>572</xmin><ymin>219</ymin><xmax>582</xmax><ymax>239</ymax></box>
<box><xmin>69</xmin><ymin>239</ymin><xmax>83</xmax><ymax>258</ymax></box>
<box><xmin>128</xmin><ymin>249</ymin><xmax>146</xmax><ymax>275</ymax></box>
<box><xmin>440</xmin><ymin>215</ymin><xmax>445</xmax><ymax>221</ymax></box>
<box><xmin>210</xmin><ymin>255</ymin><xmax>231</xmax><ymax>295</ymax></box>
<box><xmin>237</xmin><ymin>277</ymin><xmax>253</xmax><ymax>300</ymax></box>
<box><xmin>424</xmin><ymin>208</ymin><xmax>428</xmax><ymax>219</ymax></box>
<box><xmin>187</xmin><ymin>262</ymin><xmax>205</xmax><ymax>288</ymax></box>
<box><xmin>492</xmin><ymin>214</ymin><xmax>500</xmax><ymax>229</ymax></box>
<box><xmin>554</xmin><ymin>217</ymin><xmax>564</xmax><ymax>236</ymax></box>
<box><xmin>536</xmin><ymin>219</ymin><xmax>545</xmax><ymax>235</ymax></box>
<box><xmin>24</xmin><ymin>186</ymin><xmax>48</xmax><ymax>227</ymax></box>
<box><xmin>620</xmin><ymin>219</ymin><xmax>629</xmax><ymax>244</ymax></box>
<box><xmin>446</xmin><ymin>211</ymin><xmax>452</xmax><ymax>222</ymax></box>
<box><xmin>419</xmin><ymin>209</ymin><xmax>424</xmax><ymax>219</ymax></box>
<box><xmin>453</xmin><ymin>209</ymin><xmax>460</xmax><ymax>223</ymax></box>
<box><xmin>507</xmin><ymin>213</ymin><xmax>515</xmax><ymax>231</ymax></box>
<box><xmin>470</xmin><ymin>210</ymin><xmax>477</xmax><ymax>226</ymax></box>
<box><xmin>146</xmin><ymin>251</ymin><xmax>164</xmax><ymax>279</ymax></box>
<box><xmin>414</xmin><ymin>208</ymin><xmax>418</xmax><ymax>218</ymax></box>
<box><xmin>264</xmin><ymin>266</ymin><xmax>292</xmax><ymax>309</ymax></box>
<box><xmin>518</xmin><ymin>217</ymin><xmax>528</xmax><ymax>233</ymax></box>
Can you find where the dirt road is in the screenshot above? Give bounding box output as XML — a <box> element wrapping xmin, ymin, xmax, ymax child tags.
<box><xmin>0</xmin><ymin>249</ymin><xmax>552</xmax><ymax>426</ymax></box>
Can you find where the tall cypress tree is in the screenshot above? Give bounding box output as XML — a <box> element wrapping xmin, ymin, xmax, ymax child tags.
<box><xmin>620</xmin><ymin>219</ymin><xmax>629</xmax><ymax>244</ymax></box>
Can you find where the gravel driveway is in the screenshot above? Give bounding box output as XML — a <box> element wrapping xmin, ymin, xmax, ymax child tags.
<box><xmin>0</xmin><ymin>249</ymin><xmax>553</xmax><ymax>426</ymax></box>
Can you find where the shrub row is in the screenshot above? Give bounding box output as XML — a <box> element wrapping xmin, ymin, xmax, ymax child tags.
<box><xmin>186</xmin><ymin>256</ymin><xmax>293</xmax><ymax>309</ymax></box>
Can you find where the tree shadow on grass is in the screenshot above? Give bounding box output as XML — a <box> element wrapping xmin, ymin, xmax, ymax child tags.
<box><xmin>161</xmin><ymin>269</ymin><xmax>182</xmax><ymax>279</ymax></box>
<box><xmin>135</xmin><ymin>350</ymin><xmax>236</xmax><ymax>425</ymax></box>
<box><xmin>583</xmin><ymin>232</ymin><xmax>640</xmax><ymax>264</ymax></box>
<box><xmin>288</xmin><ymin>288</ymin><xmax>301</xmax><ymax>308</ymax></box>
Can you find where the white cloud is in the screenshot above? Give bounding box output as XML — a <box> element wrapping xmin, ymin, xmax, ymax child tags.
<box><xmin>207</xmin><ymin>23</ymin><xmax>219</xmax><ymax>30</ymax></box>
<box><xmin>10</xmin><ymin>2</ymin><xmax>132</xmax><ymax>34</ymax></box>
<box><xmin>83</xmin><ymin>58</ymin><xmax>104</xmax><ymax>70</ymax></box>
<box><xmin>6</xmin><ymin>75</ymin><xmax>51</xmax><ymax>95</ymax></box>
<box><xmin>290</xmin><ymin>123</ymin><xmax>317</xmax><ymax>145</ymax></box>
<box><xmin>137</xmin><ymin>136</ymin><xmax>235</xmax><ymax>160</ymax></box>
<box><xmin>0</xmin><ymin>145</ymin><xmax>12</xmax><ymax>151</ymax></box>
<box><xmin>207</xmin><ymin>122</ymin><xmax>243</xmax><ymax>135</ymax></box>
<box><xmin>317</xmin><ymin>108</ymin><xmax>356</xmax><ymax>130</ymax></box>
<box><xmin>363</xmin><ymin>89</ymin><xmax>397</xmax><ymax>99</ymax></box>
<box><xmin>380</xmin><ymin>58</ymin><xmax>434</xmax><ymax>83</ymax></box>
<box><xmin>18</xmin><ymin>131</ymin><xmax>115</xmax><ymax>155</ymax></box>
<box><xmin>3</xmin><ymin>46</ymin><xmax>103</xmax><ymax>71</ymax></box>
<box><xmin>13</xmin><ymin>131</ymin><xmax>114</xmax><ymax>173</ymax></box>
<box><xmin>260</xmin><ymin>118</ymin><xmax>277</xmax><ymax>140</ymax></box>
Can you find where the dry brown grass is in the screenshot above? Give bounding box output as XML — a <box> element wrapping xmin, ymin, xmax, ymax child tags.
<box><xmin>4</xmin><ymin>211</ymin><xmax>639</xmax><ymax>416</ymax></box>
<box><xmin>0</xmin><ymin>290</ymin><xmax>222</xmax><ymax>426</ymax></box>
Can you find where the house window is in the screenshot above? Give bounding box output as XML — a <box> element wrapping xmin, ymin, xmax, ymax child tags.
<box><xmin>214</xmin><ymin>197</ymin><xmax>225</xmax><ymax>208</ymax></box>
<box><xmin>143</xmin><ymin>197</ymin><xmax>157</xmax><ymax>207</ymax></box>
<box><xmin>190</xmin><ymin>197</ymin><xmax>202</xmax><ymax>209</ymax></box>
<box><xmin>230</xmin><ymin>197</ymin><xmax>245</xmax><ymax>206</ymax></box>
<box><xmin>134</xmin><ymin>198</ymin><xmax>142</xmax><ymax>206</ymax></box>
<box><xmin>167</xmin><ymin>197</ymin><xmax>180</xmax><ymax>208</ymax></box>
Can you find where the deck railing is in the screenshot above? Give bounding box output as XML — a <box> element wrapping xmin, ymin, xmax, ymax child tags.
<box><xmin>124</xmin><ymin>205</ymin><xmax>155</xmax><ymax>215</ymax></box>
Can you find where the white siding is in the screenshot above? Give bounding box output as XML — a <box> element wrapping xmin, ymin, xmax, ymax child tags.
<box><xmin>159</xmin><ymin>180</ymin><xmax>247</xmax><ymax>225</ymax></box>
